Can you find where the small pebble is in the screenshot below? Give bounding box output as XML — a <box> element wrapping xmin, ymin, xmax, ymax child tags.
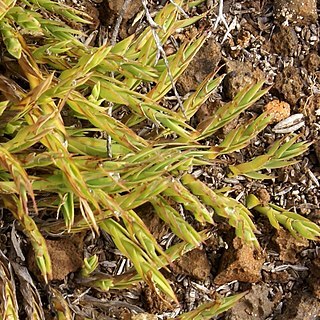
<box><xmin>263</xmin><ymin>100</ymin><xmax>291</xmax><ymax>123</ymax></box>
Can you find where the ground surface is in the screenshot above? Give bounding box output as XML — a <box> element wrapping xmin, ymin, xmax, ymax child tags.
<box><xmin>2</xmin><ymin>0</ymin><xmax>320</xmax><ymax>319</ymax></box>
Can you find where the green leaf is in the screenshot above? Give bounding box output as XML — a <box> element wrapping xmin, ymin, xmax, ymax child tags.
<box><xmin>246</xmin><ymin>194</ymin><xmax>261</xmax><ymax>209</ymax></box>
<box><xmin>0</xmin><ymin>19</ymin><xmax>22</xmax><ymax>59</ymax></box>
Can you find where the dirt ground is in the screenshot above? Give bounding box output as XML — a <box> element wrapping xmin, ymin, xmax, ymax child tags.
<box><xmin>2</xmin><ymin>0</ymin><xmax>320</xmax><ymax>319</ymax></box>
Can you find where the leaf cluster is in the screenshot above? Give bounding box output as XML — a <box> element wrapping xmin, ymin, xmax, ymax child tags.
<box><xmin>0</xmin><ymin>0</ymin><xmax>318</xmax><ymax>318</ymax></box>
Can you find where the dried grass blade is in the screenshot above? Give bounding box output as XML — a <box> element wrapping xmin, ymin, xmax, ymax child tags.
<box><xmin>0</xmin><ymin>76</ymin><xmax>24</xmax><ymax>107</ymax></box>
<box><xmin>0</xmin><ymin>146</ymin><xmax>37</xmax><ymax>214</ymax></box>
<box><xmin>50</xmin><ymin>287</ymin><xmax>73</xmax><ymax>320</ymax></box>
<box><xmin>2</xmin><ymin>195</ymin><xmax>52</xmax><ymax>283</ymax></box>
<box><xmin>11</xmin><ymin>261</ymin><xmax>45</xmax><ymax>320</ymax></box>
<box><xmin>10</xmin><ymin>73</ymin><xmax>54</xmax><ymax>122</ymax></box>
<box><xmin>0</xmin><ymin>251</ymin><xmax>19</xmax><ymax>320</ymax></box>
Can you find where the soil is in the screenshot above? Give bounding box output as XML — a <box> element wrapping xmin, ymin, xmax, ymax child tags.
<box><xmin>1</xmin><ymin>0</ymin><xmax>320</xmax><ymax>319</ymax></box>
<box><xmin>177</xmin><ymin>38</ymin><xmax>222</xmax><ymax>94</ymax></box>
<box><xmin>170</xmin><ymin>248</ymin><xmax>212</xmax><ymax>281</ymax></box>
<box><xmin>274</xmin><ymin>0</ymin><xmax>318</xmax><ymax>25</ymax></box>
<box><xmin>223</xmin><ymin>60</ymin><xmax>264</xmax><ymax>99</ymax></box>
<box><xmin>27</xmin><ymin>235</ymin><xmax>84</xmax><ymax>281</ymax></box>
<box><xmin>274</xmin><ymin>292</ymin><xmax>320</xmax><ymax>320</ymax></box>
<box><xmin>225</xmin><ymin>284</ymin><xmax>278</xmax><ymax>320</ymax></box>
<box><xmin>214</xmin><ymin>237</ymin><xmax>265</xmax><ymax>285</ymax></box>
<box><xmin>272</xmin><ymin>229</ymin><xmax>309</xmax><ymax>264</ymax></box>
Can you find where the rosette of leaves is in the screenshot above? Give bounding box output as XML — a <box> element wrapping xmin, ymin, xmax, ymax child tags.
<box><xmin>0</xmin><ymin>0</ymin><xmax>319</xmax><ymax>319</ymax></box>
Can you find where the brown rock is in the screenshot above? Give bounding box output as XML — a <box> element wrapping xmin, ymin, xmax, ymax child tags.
<box><xmin>105</xmin><ymin>0</ymin><xmax>142</xmax><ymax>21</ymax></box>
<box><xmin>137</xmin><ymin>203</ymin><xmax>168</xmax><ymax>241</ymax></box>
<box><xmin>118</xmin><ymin>309</ymin><xmax>131</xmax><ymax>320</ymax></box>
<box><xmin>226</xmin><ymin>284</ymin><xmax>276</xmax><ymax>320</ymax></box>
<box><xmin>271</xmin><ymin>26</ymin><xmax>299</xmax><ymax>57</ymax></box>
<box><xmin>274</xmin><ymin>0</ymin><xmax>317</xmax><ymax>25</ymax></box>
<box><xmin>221</xmin><ymin>112</ymin><xmax>253</xmax><ymax>136</ymax></box>
<box><xmin>256</xmin><ymin>188</ymin><xmax>271</xmax><ymax>206</ymax></box>
<box><xmin>195</xmin><ymin>99</ymin><xmax>223</xmax><ymax>123</ymax></box>
<box><xmin>27</xmin><ymin>237</ymin><xmax>83</xmax><ymax>281</ymax></box>
<box><xmin>274</xmin><ymin>292</ymin><xmax>320</xmax><ymax>320</ymax></box>
<box><xmin>177</xmin><ymin>38</ymin><xmax>222</xmax><ymax>94</ymax></box>
<box><xmin>143</xmin><ymin>287</ymin><xmax>172</xmax><ymax>314</ymax></box>
<box><xmin>299</xmin><ymin>93</ymin><xmax>320</xmax><ymax>124</ymax></box>
<box><xmin>302</xmin><ymin>52</ymin><xmax>320</xmax><ymax>73</ymax></box>
<box><xmin>265</xmin><ymin>270</ymin><xmax>291</xmax><ymax>283</ymax></box>
<box><xmin>236</xmin><ymin>30</ymin><xmax>251</xmax><ymax>49</ymax></box>
<box><xmin>315</xmin><ymin>139</ymin><xmax>320</xmax><ymax>165</ymax></box>
<box><xmin>171</xmin><ymin>248</ymin><xmax>211</xmax><ymax>281</ymax></box>
<box><xmin>64</xmin><ymin>0</ymin><xmax>100</xmax><ymax>31</ymax></box>
<box><xmin>98</xmin><ymin>0</ymin><xmax>142</xmax><ymax>38</ymax></box>
<box><xmin>47</xmin><ymin>239</ymin><xmax>83</xmax><ymax>280</ymax></box>
<box><xmin>273</xmin><ymin>66</ymin><xmax>304</xmax><ymax>105</ymax></box>
<box><xmin>263</xmin><ymin>100</ymin><xmax>291</xmax><ymax>124</ymax></box>
<box><xmin>273</xmin><ymin>228</ymin><xmax>309</xmax><ymax>263</ymax></box>
<box><xmin>223</xmin><ymin>61</ymin><xmax>264</xmax><ymax>99</ymax></box>
<box><xmin>214</xmin><ymin>238</ymin><xmax>265</xmax><ymax>285</ymax></box>
<box><xmin>310</xmin><ymin>280</ymin><xmax>320</xmax><ymax>299</ymax></box>
<box><xmin>308</xmin><ymin>256</ymin><xmax>320</xmax><ymax>298</ymax></box>
<box><xmin>83</xmin><ymin>1</ymin><xmax>100</xmax><ymax>30</ymax></box>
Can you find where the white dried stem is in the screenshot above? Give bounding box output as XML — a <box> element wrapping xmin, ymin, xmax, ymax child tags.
<box><xmin>273</xmin><ymin>113</ymin><xmax>305</xmax><ymax>133</ymax></box>
<box><xmin>106</xmin><ymin>0</ymin><xmax>133</xmax><ymax>157</ymax></box>
<box><xmin>168</xmin><ymin>0</ymin><xmax>189</xmax><ymax>19</ymax></box>
<box><xmin>213</xmin><ymin>0</ymin><xmax>228</xmax><ymax>30</ymax></box>
<box><xmin>213</xmin><ymin>0</ymin><xmax>234</xmax><ymax>44</ymax></box>
<box><xmin>141</xmin><ymin>0</ymin><xmax>187</xmax><ymax>118</ymax></box>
